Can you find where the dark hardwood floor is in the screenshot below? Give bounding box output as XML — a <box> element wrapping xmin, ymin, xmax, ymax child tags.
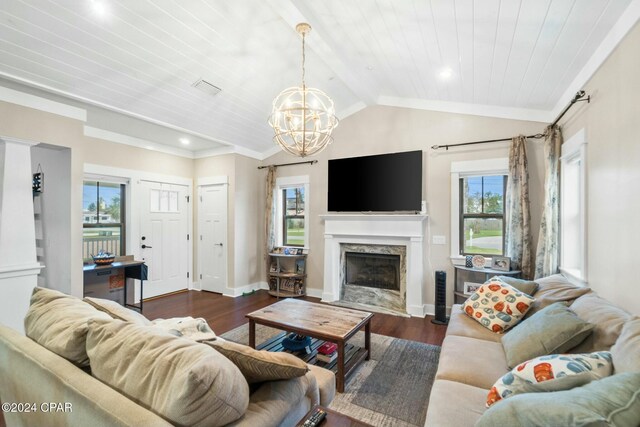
<box><xmin>0</xmin><ymin>290</ymin><xmax>447</xmax><ymax>427</ymax></box>
<box><xmin>142</xmin><ymin>290</ymin><xmax>448</xmax><ymax>346</ymax></box>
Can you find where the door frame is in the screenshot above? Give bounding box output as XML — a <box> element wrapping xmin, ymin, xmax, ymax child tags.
<box><xmin>197</xmin><ymin>176</ymin><xmax>229</xmax><ymax>293</ymax></box>
<box><xmin>84</xmin><ymin>164</ymin><xmax>194</xmax><ymax>299</ymax></box>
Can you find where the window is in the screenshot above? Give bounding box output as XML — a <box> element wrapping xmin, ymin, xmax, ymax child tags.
<box><xmin>450</xmin><ymin>158</ymin><xmax>508</xmax><ymax>260</ymax></box>
<box><xmin>276</xmin><ymin>176</ymin><xmax>309</xmax><ymax>249</ymax></box>
<box><xmin>459</xmin><ymin>175</ymin><xmax>507</xmax><ymax>256</ymax></box>
<box><xmin>560</xmin><ymin>129</ymin><xmax>587</xmax><ymax>285</ymax></box>
<box><xmin>83</xmin><ymin>181</ymin><xmax>126</xmax><ymax>260</ymax></box>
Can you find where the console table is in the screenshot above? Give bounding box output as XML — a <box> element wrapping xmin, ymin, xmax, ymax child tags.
<box><xmin>453</xmin><ymin>265</ymin><xmax>521</xmax><ymax>304</ymax></box>
<box><xmin>83</xmin><ymin>259</ymin><xmax>147</xmax><ymax>311</ymax></box>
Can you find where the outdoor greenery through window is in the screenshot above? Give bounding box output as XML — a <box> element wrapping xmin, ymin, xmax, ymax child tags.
<box><xmin>282</xmin><ymin>187</ymin><xmax>305</xmax><ymax>247</ymax></box>
<box><xmin>83</xmin><ymin>181</ymin><xmax>126</xmax><ymax>260</ymax></box>
<box><xmin>459</xmin><ymin>175</ymin><xmax>506</xmax><ymax>256</ymax></box>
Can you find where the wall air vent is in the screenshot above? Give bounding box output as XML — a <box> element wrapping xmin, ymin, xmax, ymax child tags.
<box><xmin>192</xmin><ymin>79</ymin><xmax>222</xmax><ymax>96</ymax></box>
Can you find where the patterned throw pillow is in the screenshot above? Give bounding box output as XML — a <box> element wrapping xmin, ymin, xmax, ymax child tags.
<box><xmin>462</xmin><ymin>277</ymin><xmax>535</xmax><ymax>333</ymax></box>
<box><xmin>487</xmin><ymin>352</ymin><xmax>613</xmax><ymax>407</ymax></box>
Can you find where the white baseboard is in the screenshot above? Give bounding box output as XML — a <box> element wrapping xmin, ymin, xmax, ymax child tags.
<box><xmin>189</xmin><ymin>281</ymin><xmax>201</xmax><ymax>291</ymax></box>
<box><xmin>223</xmin><ymin>282</ymin><xmax>266</xmax><ymax>298</ymax></box>
<box><xmin>423</xmin><ymin>304</ymin><xmax>452</xmax><ymax>317</ymax></box>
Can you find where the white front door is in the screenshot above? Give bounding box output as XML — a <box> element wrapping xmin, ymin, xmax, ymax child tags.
<box><xmin>198</xmin><ymin>184</ymin><xmax>227</xmax><ymax>294</ymax></box>
<box><xmin>140</xmin><ymin>181</ymin><xmax>189</xmax><ymax>298</ymax></box>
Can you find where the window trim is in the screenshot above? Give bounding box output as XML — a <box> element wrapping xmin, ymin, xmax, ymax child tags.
<box><xmin>458</xmin><ymin>175</ymin><xmax>507</xmax><ymax>256</ymax></box>
<box><xmin>275</xmin><ymin>175</ymin><xmax>310</xmax><ymax>250</ymax></box>
<box><xmin>82</xmin><ymin>179</ymin><xmax>127</xmax><ymax>259</ymax></box>
<box><xmin>559</xmin><ymin>129</ymin><xmax>588</xmax><ymax>286</ymax></box>
<box><xmin>450</xmin><ymin>158</ymin><xmax>508</xmax><ymax>264</ymax></box>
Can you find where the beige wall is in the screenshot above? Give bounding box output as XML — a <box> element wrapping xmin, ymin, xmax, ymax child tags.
<box><xmin>262</xmin><ymin>105</ymin><xmax>546</xmax><ymax>310</ymax></box>
<box><xmin>0</xmin><ymin>100</ymin><xmax>193</xmax><ymax>298</ymax></box>
<box><xmin>560</xmin><ymin>21</ymin><xmax>640</xmax><ymax>314</ymax></box>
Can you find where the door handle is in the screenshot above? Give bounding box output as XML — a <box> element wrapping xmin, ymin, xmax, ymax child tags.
<box><xmin>215</xmin><ymin>243</ymin><xmax>223</xmax><ymax>247</ymax></box>
<box><xmin>141</xmin><ymin>244</ymin><xmax>153</xmax><ymax>249</ymax></box>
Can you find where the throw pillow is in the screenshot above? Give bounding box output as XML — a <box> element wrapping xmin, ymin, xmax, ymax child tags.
<box><xmin>206</xmin><ymin>337</ymin><xmax>309</xmax><ymax>383</ymax></box>
<box><xmin>611</xmin><ymin>317</ymin><xmax>640</xmax><ymax>373</ymax></box>
<box><xmin>86</xmin><ymin>318</ymin><xmax>249</xmax><ymax>427</ymax></box>
<box><xmin>83</xmin><ymin>296</ymin><xmax>151</xmax><ymax>326</ymax></box>
<box><xmin>462</xmin><ymin>278</ymin><xmax>535</xmax><ymax>333</ymax></box>
<box><xmin>502</xmin><ymin>302</ymin><xmax>594</xmax><ymax>367</ymax></box>
<box><xmin>496</xmin><ymin>276</ymin><xmax>539</xmax><ymax>296</ymax></box>
<box><xmin>487</xmin><ymin>351</ymin><xmax>613</xmax><ymax>407</ymax></box>
<box><xmin>24</xmin><ymin>287</ymin><xmax>112</xmax><ymax>366</ymax></box>
<box><xmin>525</xmin><ymin>273</ymin><xmax>591</xmax><ymax>318</ymax></box>
<box><xmin>477</xmin><ymin>372</ymin><xmax>640</xmax><ymax>427</ymax></box>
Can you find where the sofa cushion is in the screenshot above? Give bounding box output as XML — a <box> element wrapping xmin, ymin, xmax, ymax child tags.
<box><xmin>423</xmin><ymin>380</ymin><xmax>487</xmax><ymax>427</ymax></box>
<box><xmin>526</xmin><ymin>274</ymin><xmax>591</xmax><ymax>318</ymax></box>
<box><xmin>435</xmin><ymin>335</ymin><xmax>509</xmax><ymax>390</ymax></box>
<box><xmin>307</xmin><ymin>364</ymin><xmax>336</xmax><ymax>407</ymax></box>
<box><xmin>476</xmin><ymin>372</ymin><xmax>640</xmax><ymax>427</ymax></box>
<box><xmin>24</xmin><ymin>287</ymin><xmax>112</xmax><ymax>367</ymax></box>
<box><xmin>446</xmin><ymin>305</ymin><xmax>502</xmax><ymax>343</ymax></box>
<box><xmin>206</xmin><ymin>338</ymin><xmax>309</xmax><ymax>383</ymax></box>
<box><xmin>502</xmin><ymin>302</ymin><xmax>594</xmax><ymax>368</ymax></box>
<box><xmin>86</xmin><ymin>318</ymin><xmax>249</xmax><ymax>427</ymax></box>
<box><xmin>569</xmin><ymin>293</ymin><xmax>632</xmax><ymax>353</ymax></box>
<box><xmin>497</xmin><ymin>276</ymin><xmax>539</xmax><ymax>296</ymax></box>
<box><xmin>462</xmin><ymin>279</ymin><xmax>535</xmax><ymax>333</ymax></box>
<box><xmin>611</xmin><ymin>317</ymin><xmax>640</xmax><ymax>374</ymax></box>
<box><xmin>487</xmin><ymin>351</ymin><xmax>613</xmax><ymax>407</ymax></box>
<box><xmin>83</xmin><ymin>296</ymin><xmax>152</xmax><ymax>326</ymax></box>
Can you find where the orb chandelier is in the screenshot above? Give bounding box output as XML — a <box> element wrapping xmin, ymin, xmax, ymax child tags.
<box><xmin>268</xmin><ymin>23</ymin><xmax>338</xmax><ymax>157</ymax></box>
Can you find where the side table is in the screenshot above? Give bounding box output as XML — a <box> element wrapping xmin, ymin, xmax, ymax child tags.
<box><xmin>296</xmin><ymin>405</ymin><xmax>373</xmax><ymax>427</ymax></box>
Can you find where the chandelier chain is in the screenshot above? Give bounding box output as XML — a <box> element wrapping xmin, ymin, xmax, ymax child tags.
<box><xmin>301</xmin><ymin>31</ymin><xmax>306</xmax><ymax>89</ymax></box>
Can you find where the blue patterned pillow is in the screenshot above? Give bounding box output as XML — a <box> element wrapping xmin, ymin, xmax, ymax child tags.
<box><xmin>487</xmin><ymin>352</ymin><xmax>612</xmax><ymax>407</ymax></box>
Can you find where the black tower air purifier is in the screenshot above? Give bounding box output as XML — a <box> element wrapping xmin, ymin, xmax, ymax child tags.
<box><xmin>431</xmin><ymin>270</ymin><xmax>449</xmax><ymax>325</ymax></box>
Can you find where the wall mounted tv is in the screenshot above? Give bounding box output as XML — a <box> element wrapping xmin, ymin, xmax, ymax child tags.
<box><xmin>328</xmin><ymin>150</ymin><xmax>423</xmax><ymax>212</ymax></box>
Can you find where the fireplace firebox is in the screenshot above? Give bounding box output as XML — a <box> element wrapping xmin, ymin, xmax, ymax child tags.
<box><xmin>345</xmin><ymin>252</ymin><xmax>400</xmax><ymax>290</ymax></box>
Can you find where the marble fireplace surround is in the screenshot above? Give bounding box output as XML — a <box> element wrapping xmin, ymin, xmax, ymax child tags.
<box><xmin>321</xmin><ymin>214</ymin><xmax>427</xmax><ymax>317</ymax></box>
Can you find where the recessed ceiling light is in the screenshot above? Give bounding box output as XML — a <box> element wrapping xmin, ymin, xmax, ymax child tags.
<box><xmin>90</xmin><ymin>0</ymin><xmax>109</xmax><ymax>18</ymax></box>
<box><xmin>179</xmin><ymin>138</ymin><xmax>190</xmax><ymax>145</ymax></box>
<box><xmin>439</xmin><ymin>68</ymin><xmax>453</xmax><ymax>80</ymax></box>
<box><xmin>145</xmin><ymin>145</ymin><xmax>154</xmax><ymax>151</ymax></box>
<box><xmin>366</xmin><ymin>65</ymin><xmax>374</xmax><ymax>71</ymax></box>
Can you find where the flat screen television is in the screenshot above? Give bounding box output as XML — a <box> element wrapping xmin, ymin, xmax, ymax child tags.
<box><xmin>328</xmin><ymin>150</ymin><xmax>422</xmax><ymax>212</ymax></box>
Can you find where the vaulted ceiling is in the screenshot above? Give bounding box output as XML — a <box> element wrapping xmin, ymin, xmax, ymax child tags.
<box><xmin>0</xmin><ymin>0</ymin><xmax>637</xmax><ymax>157</ymax></box>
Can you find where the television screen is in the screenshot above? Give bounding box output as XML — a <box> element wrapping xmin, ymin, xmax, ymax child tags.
<box><xmin>328</xmin><ymin>150</ymin><xmax>422</xmax><ymax>212</ymax></box>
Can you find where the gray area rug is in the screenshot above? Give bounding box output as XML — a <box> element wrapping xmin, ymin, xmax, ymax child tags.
<box><xmin>221</xmin><ymin>323</ymin><xmax>440</xmax><ymax>427</ymax></box>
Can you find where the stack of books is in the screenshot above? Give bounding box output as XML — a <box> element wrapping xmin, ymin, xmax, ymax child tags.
<box><xmin>316</xmin><ymin>342</ymin><xmax>337</xmax><ymax>363</ymax></box>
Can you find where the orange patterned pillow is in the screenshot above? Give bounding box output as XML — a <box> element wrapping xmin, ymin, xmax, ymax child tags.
<box><xmin>462</xmin><ymin>277</ymin><xmax>535</xmax><ymax>333</ymax></box>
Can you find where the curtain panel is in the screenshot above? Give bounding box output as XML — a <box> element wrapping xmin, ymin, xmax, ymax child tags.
<box><xmin>264</xmin><ymin>166</ymin><xmax>277</xmax><ymax>272</ymax></box>
<box><xmin>505</xmin><ymin>135</ymin><xmax>534</xmax><ymax>279</ymax></box>
<box><xmin>534</xmin><ymin>125</ymin><xmax>562</xmax><ymax>279</ymax></box>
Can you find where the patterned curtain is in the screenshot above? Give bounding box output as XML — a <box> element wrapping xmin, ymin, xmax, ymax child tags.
<box><xmin>264</xmin><ymin>166</ymin><xmax>277</xmax><ymax>272</ymax></box>
<box><xmin>534</xmin><ymin>125</ymin><xmax>562</xmax><ymax>279</ymax></box>
<box><xmin>505</xmin><ymin>135</ymin><xmax>534</xmax><ymax>279</ymax></box>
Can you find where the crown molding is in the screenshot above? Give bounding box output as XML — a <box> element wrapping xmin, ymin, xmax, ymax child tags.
<box><xmin>84</xmin><ymin>126</ymin><xmax>194</xmax><ymax>159</ymax></box>
<box><xmin>551</xmin><ymin>0</ymin><xmax>640</xmax><ymax>119</ymax></box>
<box><xmin>0</xmin><ymin>84</ymin><xmax>86</xmax><ymax>121</ymax></box>
<box><xmin>377</xmin><ymin>96</ymin><xmax>552</xmax><ymax>123</ymax></box>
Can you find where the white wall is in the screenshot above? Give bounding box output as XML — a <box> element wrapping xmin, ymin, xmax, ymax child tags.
<box><xmin>262</xmin><ymin>105</ymin><xmax>546</xmax><ymax>313</ymax></box>
<box><xmin>561</xmin><ymin>21</ymin><xmax>640</xmax><ymax>315</ymax></box>
<box><xmin>31</xmin><ymin>145</ymin><xmax>72</xmax><ymax>294</ymax></box>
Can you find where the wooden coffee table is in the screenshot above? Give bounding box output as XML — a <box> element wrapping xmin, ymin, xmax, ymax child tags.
<box><xmin>246</xmin><ymin>299</ymin><xmax>373</xmax><ymax>392</ymax></box>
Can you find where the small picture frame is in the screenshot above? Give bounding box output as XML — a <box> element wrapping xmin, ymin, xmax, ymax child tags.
<box><xmin>464</xmin><ymin>282</ymin><xmax>482</xmax><ymax>295</ymax></box>
<box><xmin>491</xmin><ymin>256</ymin><xmax>511</xmax><ymax>272</ymax></box>
<box><xmin>269</xmin><ymin>262</ymin><xmax>278</xmax><ymax>273</ymax></box>
<box><xmin>296</xmin><ymin>248</ymin><xmax>304</xmax><ymax>255</ymax></box>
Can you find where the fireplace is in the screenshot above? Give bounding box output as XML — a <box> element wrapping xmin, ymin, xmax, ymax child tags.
<box><xmin>345</xmin><ymin>252</ymin><xmax>400</xmax><ymax>290</ymax></box>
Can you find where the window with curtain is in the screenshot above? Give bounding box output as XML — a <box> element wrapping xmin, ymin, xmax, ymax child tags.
<box><xmin>83</xmin><ymin>180</ymin><xmax>126</xmax><ymax>260</ymax></box>
<box><xmin>282</xmin><ymin>186</ymin><xmax>305</xmax><ymax>247</ymax></box>
<box><xmin>459</xmin><ymin>175</ymin><xmax>507</xmax><ymax>256</ymax></box>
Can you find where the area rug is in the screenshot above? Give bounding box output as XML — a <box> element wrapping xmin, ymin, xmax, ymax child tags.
<box><xmin>221</xmin><ymin>324</ymin><xmax>440</xmax><ymax>427</ymax></box>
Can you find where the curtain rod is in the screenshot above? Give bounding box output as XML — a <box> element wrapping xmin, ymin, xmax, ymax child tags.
<box><xmin>431</xmin><ymin>91</ymin><xmax>590</xmax><ymax>151</ymax></box>
<box><xmin>257</xmin><ymin>160</ymin><xmax>318</xmax><ymax>169</ymax></box>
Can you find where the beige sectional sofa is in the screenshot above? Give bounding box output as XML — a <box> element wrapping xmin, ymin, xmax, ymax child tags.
<box><xmin>424</xmin><ymin>273</ymin><xmax>639</xmax><ymax>426</ymax></box>
<box><xmin>0</xmin><ymin>291</ymin><xmax>336</xmax><ymax>427</ymax></box>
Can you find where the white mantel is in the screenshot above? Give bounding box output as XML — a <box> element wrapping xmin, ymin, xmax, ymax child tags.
<box><xmin>0</xmin><ymin>136</ymin><xmax>44</xmax><ymax>333</ymax></box>
<box><xmin>320</xmin><ymin>213</ymin><xmax>427</xmax><ymax>317</ymax></box>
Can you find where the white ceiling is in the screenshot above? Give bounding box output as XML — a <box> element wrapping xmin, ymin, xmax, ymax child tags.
<box><xmin>0</xmin><ymin>0</ymin><xmax>638</xmax><ymax>157</ymax></box>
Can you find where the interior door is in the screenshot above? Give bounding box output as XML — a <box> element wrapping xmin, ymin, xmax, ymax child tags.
<box><xmin>140</xmin><ymin>181</ymin><xmax>189</xmax><ymax>298</ymax></box>
<box><xmin>199</xmin><ymin>184</ymin><xmax>227</xmax><ymax>294</ymax></box>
